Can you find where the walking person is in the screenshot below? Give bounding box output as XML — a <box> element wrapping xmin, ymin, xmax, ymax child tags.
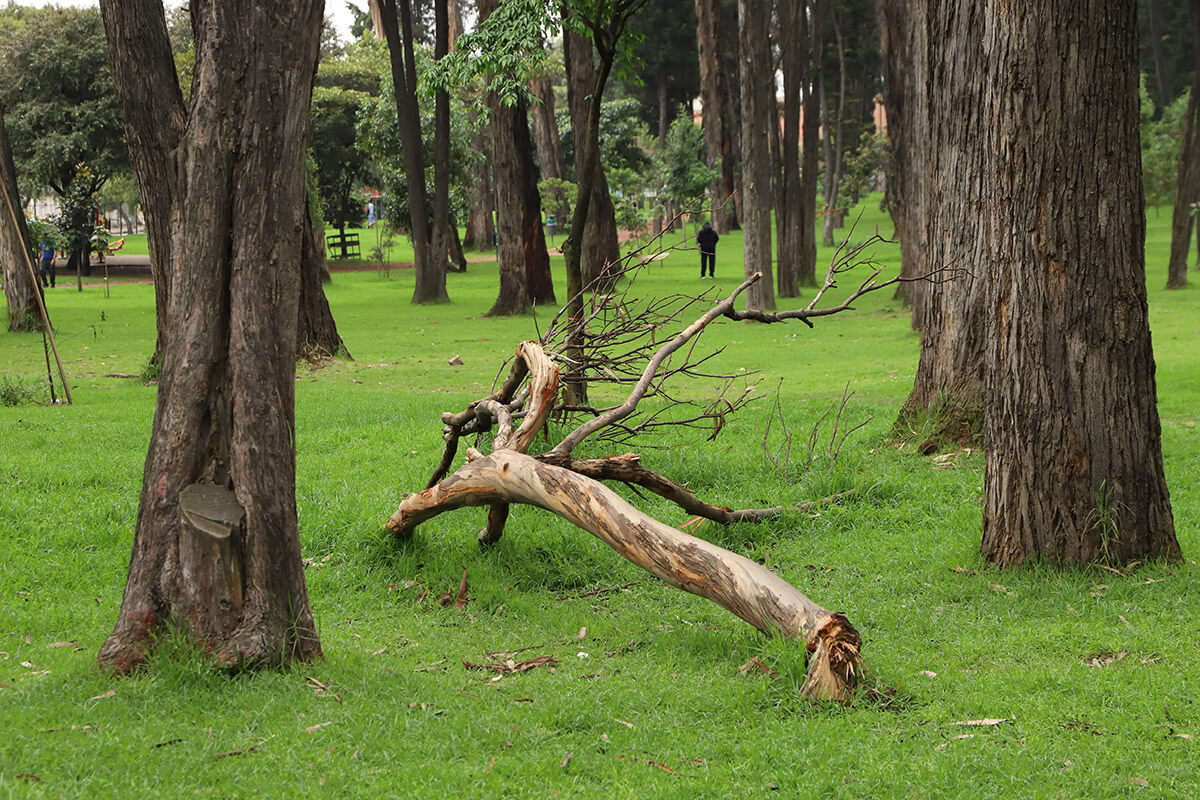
<box><xmin>697</xmin><ymin>221</ymin><xmax>719</xmax><ymax>278</ymax></box>
<box><xmin>38</xmin><ymin>239</ymin><xmax>56</xmax><ymax>288</ymax></box>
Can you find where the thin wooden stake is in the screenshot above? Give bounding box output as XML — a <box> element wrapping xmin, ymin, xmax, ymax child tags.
<box><xmin>0</xmin><ymin>175</ymin><xmax>72</xmax><ymax>404</ymax></box>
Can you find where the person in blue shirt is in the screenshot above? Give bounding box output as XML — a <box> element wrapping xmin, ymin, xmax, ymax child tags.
<box><xmin>38</xmin><ymin>240</ymin><xmax>56</xmax><ymax>288</ymax></box>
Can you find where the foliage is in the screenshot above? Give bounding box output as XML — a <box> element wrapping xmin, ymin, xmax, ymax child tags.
<box><xmin>537</xmin><ymin>177</ymin><xmax>576</xmax><ymax>222</ymax></box>
<box><xmin>1140</xmin><ymin>78</ymin><xmax>1189</xmax><ymax>212</ymax></box>
<box><xmin>313</xmin><ymin>40</ymin><xmax>382</xmax><ymax>233</ymax></box>
<box><xmin>56</xmin><ymin>164</ymin><xmax>103</xmax><ymax>259</ymax></box>
<box><xmin>840</xmin><ymin>130</ymin><xmax>891</xmax><ymax>209</ymax></box>
<box><xmin>24</xmin><ymin>214</ymin><xmax>62</xmax><ymax>252</ymax></box>
<box><xmin>656</xmin><ymin>105</ymin><xmax>717</xmax><ymax>209</ymax></box>
<box><xmin>0</xmin><ymin>373</ymin><xmax>44</xmax><ymax>405</ymax></box>
<box><xmin>614</xmin><ymin>0</ymin><xmax>701</xmax><ymax>135</ymax></box>
<box><xmin>556</xmin><ymin>95</ymin><xmax>653</xmax><ymax>182</ymax></box>
<box><xmin>0</xmin><ymin>7</ymin><xmax>127</xmax><ymax>194</ymax></box>
<box><xmin>355</xmin><ymin>38</ymin><xmax>479</xmax><ymax>235</ymax></box>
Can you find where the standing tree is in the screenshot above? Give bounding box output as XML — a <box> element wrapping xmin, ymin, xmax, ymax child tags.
<box><xmin>775</xmin><ymin>0</ymin><xmax>819</xmax><ymax>295</ymax></box>
<box><xmin>0</xmin><ymin>103</ymin><xmax>39</xmax><ymax>332</ymax></box>
<box><xmin>979</xmin><ymin>0</ymin><xmax>1180</xmax><ymax>566</ymax></box>
<box><xmin>96</xmin><ymin>0</ymin><xmax>324</xmax><ymax>672</ymax></box>
<box><xmin>377</xmin><ymin>0</ymin><xmax>449</xmax><ymax>303</ymax></box>
<box><xmin>893</xmin><ymin>0</ymin><xmax>988</xmax><ymax>446</ymax></box>
<box><xmin>1166</xmin><ymin>1</ymin><xmax>1200</xmax><ymax>289</ymax></box>
<box><xmin>694</xmin><ymin>0</ymin><xmax>738</xmax><ymax>234</ymax></box>
<box><xmin>737</xmin><ymin>0</ymin><xmax>774</xmax><ymax>312</ymax></box>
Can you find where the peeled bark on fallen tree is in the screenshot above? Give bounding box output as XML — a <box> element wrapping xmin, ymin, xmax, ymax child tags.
<box><xmin>388</xmin><ymin>448</ymin><xmax>861</xmax><ymax>701</ymax></box>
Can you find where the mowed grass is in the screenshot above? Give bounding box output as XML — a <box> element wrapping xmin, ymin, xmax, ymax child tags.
<box><xmin>1</xmin><ymin>198</ymin><xmax>1198</xmax><ymax>798</ymax></box>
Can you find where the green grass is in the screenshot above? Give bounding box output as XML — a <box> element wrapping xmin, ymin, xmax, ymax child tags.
<box><xmin>2</xmin><ymin>197</ymin><xmax>1198</xmax><ymax>798</ymax></box>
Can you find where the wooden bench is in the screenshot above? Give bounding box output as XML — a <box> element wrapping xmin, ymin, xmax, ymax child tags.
<box><xmin>325</xmin><ymin>231</ymin><xmax>361</xmax><ymax>259</ymax></box>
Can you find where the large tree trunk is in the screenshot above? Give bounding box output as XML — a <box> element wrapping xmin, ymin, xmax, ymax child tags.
<box><xmin>429</xmin><ymin>0</ymin><xmax>452</xmax><ymax>293</ymax></box>
<box><xmin>487</xmin><ymin>92</ymin><xmax>530</xmax><ymax>316</ymax></box>
<box><xmin>379</xmin><ymin>0</ymin><xmax>445</xmax><ymax>304</ymax></box>
<box><xmin>877</xmin><ymin>0</ymin><xmax>931</xmax><ymax>325</ymax></box>
<box><xmin>737</xmin><ymin>0</ymin><xmax>775</xmax><ymax>312</ymax></box>
<box><xmin>819</xmin><ymin>12</ymin><xmax>846</xmax><ymax>249</ymax></box>
<box><xmin>463</xmin><ymin>116</ymin><xmax>495</xmax><ymax>251</ymax></box>
<box><xmin>979</xmin><ymin>0</ymin><xmax>1180</xmax><ymax>566</ymax></box>
<box><xmin>694</xmin><ymin>0</ymin><xmax>738</xmax><ymax>233</ymax></box>
<box><xmin>1166</xmin><ymin>7</ymin><xmax>1200</xmax><ymax>289</ymax></box>
<box><xmin>798</xmin><ymin>0</ymin><xmax>822</xmax><ymax>287</ymax></box>
<box><xmin>564</xmin><ymin>29</ymin><xmax>621</xmax><ymax>289</ymax></box>
<box><xmin>0</xmin><ymin>105</ymin><xmax>40</xmax><ymax>332</ymax></box>
<box><xmin>298</xmin><ymin>193</ymin><xmax>348</xmax><ymax>358</ymax></box>
<box><xmin>97</xmin><ymin>0</ymin><xmax>323</xmax><ymax>672</ymax></box>
<box><xmin>775</xmin><ymin>0</ymin><xmax>805</xmax><ymax>298</ymax></box>
<box><xmin>895</xmin><ymin>0</ymin><xmax>987</xmax><ymax>446</ymax></box>
<box><xmin>529</xmin><ymin>72</ymin><xmax>569</xmax><ymax>223</ymax></box>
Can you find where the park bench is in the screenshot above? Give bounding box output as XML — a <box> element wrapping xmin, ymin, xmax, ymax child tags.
<box><xmin>325</xmin><ymin>231</ymin><xmax>361</xmax><ymax>259</ymax></box>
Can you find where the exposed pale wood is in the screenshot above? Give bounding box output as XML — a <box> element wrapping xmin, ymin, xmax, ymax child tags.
<box><xmin>388</xmin><ymin>450</ymin><xmax>860</xmax><ymax>700</ymax></box>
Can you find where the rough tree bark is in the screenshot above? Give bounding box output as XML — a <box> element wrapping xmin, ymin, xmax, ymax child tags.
<box><xmin>980</xmin><ymin>0</ymin><xmax>1181</xmax><ymax>566</ymax></box>
<box><xmin>463</xmin><ymin>116</ymin><xmax>496</xmax><ymax>251</ymax></box>
<box><xmin>430</xmin><ymin>0</ymin><xmax>453</xmax><ymax>290</ymax></box>
<box><xmin>97</xmin><ymin>0</ymin><xmax>323</xmax><ymax>672</ymax></box>
<box><xmin>819</xmin><ymin>11</ymin><xmax>846</xmax><ymax>249</ymax></box>
<box><xmin>737</xmin><ymin>0</ymin><xmax>775</xmax><ymax>312</ymax></box>
<box><xmin>480</xmin><ymin>0</ymin><xmax>554</xmax><ymax>315</ymax></box>
<box><xmin>799</xmin><ymin>0</ymin><xmax>822</xmax><ymax>288</ymax></box>
<box><xmin>694</xmin><ymin>0</ymin><xmax>738</xmax><ymax>233</ymax></box>
<box><xmin>775</xmin><ymin>0</ymin><xmax>807</xmax><ymax>298</ymax></box>
<box><xmin>0</xmin><ymin>105</ymin><xmax>40</xmax><ymax>332</ymax></box>
<box><xmin>1166</xmin><ymin>5</ymin><xmax>1200</xmax><ymax>289</ymax></box>
<box><xmin>563</xmin><ymin>28</ymin><xmax>622</xmax><ymax>288</ymax></box>
<box><xmin>877</xmin><ymin>0</ymin><xmax>931</xmax><ymax>325</ymax></box>
<box><xmin>529</xmin><ymin>70</ymin><xmax>570</xmax><ymax>223</ymax></box>
<box><xmin>894</xmin><ymin>0</ymin><xmax>988</xmax><ymax>447</ymax></box>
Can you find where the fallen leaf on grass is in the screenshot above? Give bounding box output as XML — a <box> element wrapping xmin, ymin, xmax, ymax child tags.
<box><xmin>560</xmin><ymin>752</ymin><xmax>573</xmax><ymax>769</ymax></box>
<box><xmin>15</xmin><ymin>774</ymin><xmax>41</xmax><ymax>783</ymax></box>
<box><xmin>935</xmin><ymin>734</ymin><xmax>976</xmax><ymax>750</ymax></box>
<box><xmin>614</xmin><ymin>718</ymin><xmax>635</xmax><ymax>729</ymax></box>
<box><xmin>88</xmin><ymin>689</ymin><xmax>116</xmax><ymax>701</ymax></box>
<box><xmin>1118</xmin><ymin>615</ymin><xmax>1135</xmax><ymax>631</ymax></box>
<box><xmin>49</xmin><ymin>641</ymin><xmax>77</xmax><ymax>649</ymax></box>
<box><xmin>463</xmin><ymin>655</ymin><xmax>560</xmax><ymax>675</ymax></box>
<box><xmin>950</xmin><ymin>566</ymin><xmax>977</xmax><ymax>575</ymax></box>
<box><xmin>918</xmin><ymin>670</ymin><xmax>938</xmax><ymax>679</ymax></box>
<box><xmin>1130</xmin><ymin>777</ymin><xmax>1149</xmax><ymax>788</ymax></box>
<box><xmin>613</xmin><ymin>754</ymin><xmax>674</xmax><ymax>774</ymax></box>
<box><xmin>988</xmin><ymin>584</ymin><xmax>1009</xmax><ymax>594</ymax></box>
<box><xmin>1087</xmin><ymin>650</ymin><xmax>1128</xmax><ymax>668</ymax></box>
<box><xmin>739</xmin><ymin>657</ymin><xmax>778</xmax><ymax>679</ymax></box>
<box><xmin>1173</xmin><ymin>733</ymin><xmax>1195</xmax><ymax>741</ymax></box>
<box><xmin>305</xmin><ymin>721</ymin><xmax>334</xmax><ymax>734</ymax></box>
<box><xmin>407</xmin><ymin>702</ymin><xmax>445</xmax><ymax>715</ymax></box>
<box><xmin>305</xmin><ymin>676</ymin><xmax>344</xmax><ymax>703</ymax></box>
<box><xmin>949</xmin><ymin>718</ymin><xmax>1012</xmax><ymax>727</ymax></box>
<box><xmin>213</xmin><ymin>741</ymin><xmax>263</xmax><ymax>759</ymax></box>
<box><xmin>153</xmin><ymin>738</ymin><xmax>184</xmax><ymax>749</ymax></box>
<box><xmin>414</xmin><ymin>659</ymin><xmax>447</xmax><ymax>673</ymax></box>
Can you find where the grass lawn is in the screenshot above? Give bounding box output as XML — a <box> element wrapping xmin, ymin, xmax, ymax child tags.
<box><xmin>1</xmin><ymin>198</ymin><xmax>1198</xmax><ymax>798</ymax></box>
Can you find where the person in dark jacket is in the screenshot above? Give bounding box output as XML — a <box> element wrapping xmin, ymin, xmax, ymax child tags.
<box><xmin>696</xmin><ymin>221</ymin><xmax>719</xmax><ymax>278</ymax></box>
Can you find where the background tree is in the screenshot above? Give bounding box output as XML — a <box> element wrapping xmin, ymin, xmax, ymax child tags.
<box><xmin>97</xmin><ymin>0</ymin><xmax>325</xmax><ymax>672</ymax></box>
<box><xmin>377</xmin><ymin>0</ymin><xmax>448</xmax><ymax>303</ymax></box>
<box><xmin>658</xmin><ymin>105</ymin><xmax>717</xmax><ymax>225</ymax></box>
<box><xmin>0</xmin><ymin>103</ymin><xmax>39</xmax><ymax>332</ymax></box>
<box><xmin>774</xmin><ymin>0</ymin><xmax>818</xmax><ymax>295</ymax></box>
<box><xmin>1139</xmin><ymin>0</ymin><xmax>1196</xmax><ymax>115</ymax></box>
<box><xmin>980</xmin><ymin>0</ymin><xmax>1180</xmax><ymax>566</ymax></box>
<box><xmin>0</xmin><ymin>8</ymin><xmax>127</xmax><ymax>286</ymax></box>
<box><xmin>619</xmin><ymin>0</ymin><xmax>700</xmax><ymax>146</ymax></box>
<box><xmin>694</xmin><ymin>0</ymin><xmax>739</xmax><ymax>233</ymax></box>
<box><xmin>737</xmin><ymin>0</ymin><xmax>774</xmax><ymax>312</ymax></box>
<box><xmin>1166</xmin><ymin>1</ymin><xmax>1200</xmax><ymax>289</ymax></box>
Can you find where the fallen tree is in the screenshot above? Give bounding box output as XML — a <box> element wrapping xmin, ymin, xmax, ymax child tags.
<box><xmin>389</xmin><ymin>238</ymin><xmax>921</xmax><ymax>701</ymax></box>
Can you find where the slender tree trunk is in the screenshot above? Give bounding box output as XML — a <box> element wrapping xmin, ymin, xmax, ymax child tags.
<box><xmin>695</xmin><ymin>0</ymin><xmax>738</xmax><ymax>233</ymax></box>
<box><xmin>1166</xmin><ymin>8</ymin><xmax>1200</xmax><ymax>289</ymax></box>
<box><xmin>564</xmin><ymin>29</ymin><xmax>621</xmax><ymax>289</ymax></box>
<box><xmin>877</xmin><ymin>0</ymin><xmax>930</xmax><ymax>324</ymax></box>
<box><xmin>894</xmin><ymin>0</ymin><xmax>988</xmax><ymax>445</ymax></box>
<box><xmin>799</xmin><ymin>0</ymin><xmax>821</xmax><ymax>287</ymax></box>
<box><xmin>429</xmin><ymin>0</ymin><xmax>452</xmax><ymax>293</ymax></box>
<box><xmin>737</xmin><ymin>0</ymin><xmax>775</xmax><ymax>312</ymax></box>
<box><xmin>97</xmin><ymin>0</ymin><xmax>324</xmax><ymax>672</ymax></box>
<box><xmin>379</xmin><ymin>0</ymin><xmax>444</xmax><ymax>303</ymax></box>
<box><xmin>820</xmin><ymin>12</ymin><xmax>846</xmax><ymax>249</ymax></box>
<box><xmin>0</xmin><ymin>105</ymin><xmax>40</xmax><ymax>332</ymax></box>
<box><xmin>980</xmin><ymin>0</ymin><xmax>1180</xmax><ymax>566</ymax></box>
<box><xmin>776</xmin><ymin>0</ymin><xmax>804</xmax><ymax>298</ymax></box>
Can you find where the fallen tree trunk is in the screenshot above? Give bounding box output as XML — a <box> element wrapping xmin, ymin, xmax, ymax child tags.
<box><xmin>388</xmin><ymin>448</ymin><xmax>861</xmax><ymax>701</ymax></box>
